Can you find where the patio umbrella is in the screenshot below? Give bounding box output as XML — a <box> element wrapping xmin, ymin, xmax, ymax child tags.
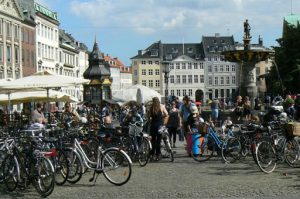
<box><xmin>112</xmin><ymin>84</ymin><xmax>162</xmax><ymax>104</ymax></box>
<box><xmin>0</xmin><ymin>70</ymin><xmax>89</xmax><ymax>112</ymax></box>
<box><xmin>0</xmin><ymin>89</ymin><xmax>78</xmax><ymax>105</ymax></box>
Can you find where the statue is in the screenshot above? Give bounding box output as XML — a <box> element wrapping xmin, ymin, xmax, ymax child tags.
<box><xmin>244</xmin><ymin>19</ymin><xmax>251</xmax><ymax>39</ymax></box>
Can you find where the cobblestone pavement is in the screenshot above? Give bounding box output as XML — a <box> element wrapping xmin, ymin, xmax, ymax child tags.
<box><xmin>1</xmin><ymin>140</ymin><xmax>300</xmax><ymax>199</ymax></box>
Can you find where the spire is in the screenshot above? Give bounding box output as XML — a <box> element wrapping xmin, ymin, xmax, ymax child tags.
<box><xmin>182</xmin><ymin>38</ymin><xmax>185</xmax><ymax>55</ymax></box>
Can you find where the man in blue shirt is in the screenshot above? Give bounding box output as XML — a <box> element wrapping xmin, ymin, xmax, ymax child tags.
<box><xmin>179</xmin><ymin>95</ymin><xmax>196</xmax><ymax>139</ymax></box>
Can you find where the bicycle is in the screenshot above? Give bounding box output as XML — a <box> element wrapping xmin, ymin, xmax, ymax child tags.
<box><xmin>158</xmin><ymin>126</ymin><xmax>174</xmax><ymax>162</ymax></box>
<box><xmin>66</xmin><ymin>130</ymin><xmax>132</xmax><ymax>186</ymax></box>
<box><xmin>121</xmin><ymin>122</ymin><xmax>152</xmax><ymax>167</ymax></box>
<box><xmin>191</xmin><ymin>122</ymin><xmax>241</xmax><ymax>163</ymax></box>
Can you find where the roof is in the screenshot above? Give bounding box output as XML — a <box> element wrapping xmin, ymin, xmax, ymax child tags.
<box><xmin>16</xmin><ymin>0</ymin><xmax>36</xmax><ymax>25</ymax></box>
<box><xmin>202</xmin><ymin>35</ymin><xmax>235</xmax><ymax>56</ymax></box>
<box><xmin>131</xmin><ymin>41</ymin><xmax>204</xmax><ymax>61</ymax></box>
<box><xmin>284</xmin><ymin>14</ymin><xmax>300</xmax><ymax>27</ymax></box>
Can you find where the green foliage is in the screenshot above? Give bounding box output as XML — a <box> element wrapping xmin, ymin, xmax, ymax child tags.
<box><xmin>267</xmin><ymin>23</ymin><xmax>300</xmax><ymax>94</ymax></box>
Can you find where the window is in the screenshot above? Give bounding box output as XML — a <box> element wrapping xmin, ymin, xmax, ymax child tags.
<box><xmin>151</xmin><ymin>49</ymin><xmax>158</xmax><ymax>56</ymax></box>
<box><xmin>169</xmin><ymin>63</ymin><xmax>174</xmax><ymax>70</ymax></box>
<box><xmin>232</xmin><ymin>76</ymin><xmax>236</xmax><ymax>84</ymax></box>
<box><xmin>182</xmin><ymin>75</ymin><xmax>186</xmax><ymax>83</ymax></box>
<box><xmin>214</xmin><ymin>77</ymin><xmax>218</xmax><ymax>85</ymax></box>
<box><xmin>176</xmin><ymin>75</ymin><xmax>180</xmax><ymax>84</ymax></box>
<box><xmin>6</xmin><ymin>45</ymin><xmax>11</xmax><ymax>62</ymax></box>
<box><xmin>141</xmin><ymin>61</ymin><xmax>146</xmax><ymax>64</ymax></box>
<box><xmin>187</xmin><ymin>48</ymin><xmax>193</xmax><ymax>53</ymax></box>
<box><xmin>183</xmin><ymin>89</ymin><xmax>187</xmax><ymax>96</ymax></box>
<box><xmin>0</xmin><ymin>20</ymin><xmax>2</xmax><ymax>35</ymax></box>
<box><xmin>22</xmin><ymin>48</ymin><xmax>24</xmax><ymax>63</ymax></box>
<box><xmin>214</xmin><ymin>65</ymin><xmax>218</xmax><ymax>72</ymax></box>
<box><xmin>155</xmin><ymin>69</ymin><xmax>159</xmax><ymax>75</ymax></box>
<box><xmin>171</xmin><ymin>90</ymin><xmax>174</xmax><ymax>96</ymax></box>
<box><xmin>6</xmin><ymin>22</ymin><xmax>12</xmax><ymax>37</ymax></box>
<box><xmin>220</xmin><ymin>77</ymin><xmax>224</xmax><ymax>85</ymax></box>
<box><xmin>38</xmin><ymin>42</ymin><xmax>41</xmax><ymax>57</ymax></box>
<box><xmin>188</xmin><ymin>75</ymin><xmax>192</xmax><ymax>83</ymax></box>
<box><xmin>220</xmin><ymin>65</ymin><xmax>224</xmax><ymax>72</ymax></box>
<box><xmin>142</xmin><ymin>69</ymin><xmax>146</xmax><ymax>75</ymax></box>
<box><xmin>148</xmin><ymin>69</ymin><xmax>153</xmax><ymax>75</ymax></box>
<box><xmin>172</xmin><ymin>48</ymin><xmax>178</xmax><ymax>53</ymax></box>
<box><xmin>200</xmin><ymin>75</ymin><xmax>204</xmax><ymax>83</ymax></box>
<box><xmin>208</xmin><ymin>76</ymin><xmax>212</xmax><ymax>85</ymax></box>
<box><xmin>214</xmin><ymin>56</ymin><xmax>218</xmax><ymax>61</ymax></box>
<box><xmin>176</xmin><ymin>63</ymin><xmax>180</xmax><ymax>69</ymax></box>
<box><xmin>226</xmin><ymin>65</ymin><xmax>230</xmax><ymax>71</ymax></box>
<box><xmin>148</xmin><ymin>60</ymin><xmax>152</xmax><ymax>65</ymax></box>
<box><xmin>188</xmin><ymin>63</ymin><xmax>192</xmax><ymax>69</ymax></box>
<box><xmin>199</xmin><ymin>63</ymin><xmax>204</xmax><ymax>69</ymax></box>
<box><xmin>188</xmin><ymin>89</ymin><xmax>193</xmax><ymax>96</ymax></box>
<box><xmin>134</xmin><ymin>70</ymin><xmax>137</xmax><ymax>76</ymax></box>
<box><xmin>226</xmin><ymin>76</ymin><xmax>230</xmax><ymax>84</ymax></box>
<box><xmin>142</xmin><ymin>80</ymin><xmax>146</xmax><ymax>86</ymax></box>
<box><xmin>15</xmin><ymin>46</ymin><xmax>19</xmax><ymax>64</ymax></box>
<box><xmin>0</xmin><ymin>43</ymin><xmax>3</xmax><ymax>62</ymax></box>
<box><xmin>231</xmin><ymin>65</ymin><xmax>236</xmax><ymax>72</ymax></box>
<box><xmin>176</xmin><ymin>89</ymin><xmax>181</xmax><ymax>96</ymax></box>
<box><xmin>14</xmin><ymin>25</ymin><xmax>18</xmax><ymax>39</ymax></box>
<box><xmin>194</xmin><ymin>63</ymin><xmax>198</xmax><ymax>69</ymax></box>
<box><xmin>155</xmin><ymin>60</ymin><xmax>159</xmax><ymax>65</ymax></box>
<box><xmin>194</xmin><ymin>75</ymin><xmax>198</xmax><ymax>83</ymax></box>
<box><xmin>149</xmin><ymin>80</ymin><xmax>153</xmax><ymax>87</ymax></box>
<box><xmin>170</xmin><ymin>75</ymin><xmax>174</xmax><ymax>83</ymax></box>
<box><xmin>155</xmin><ymin>80</ymin><xmax>160</xmax><ymax>87</ymax></box>
<box><xmin>208</xmin><ymin>65</ymin><xmax>212</xmax><ymax>72</ymax></box>
<box><xmin>182</xmin><ymin>63</ymin><xmax>186</xmax><ymax>69</ymax></box>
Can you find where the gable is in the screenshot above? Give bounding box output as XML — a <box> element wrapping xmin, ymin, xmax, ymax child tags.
<box><xmin>0</xmin><ymin>0</ymin><xmax>23</xmax><ymax>20</ymax></box>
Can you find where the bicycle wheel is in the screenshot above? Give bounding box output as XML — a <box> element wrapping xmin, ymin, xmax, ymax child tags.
<box><xmin>102</xmin><ymin>148</ymin><xmax>132</xmax><ymax>186</ymax></box>
<box><xmin>255</xmin><ymin>141</ymin><xmax>277</xmax><ymax>174</ymax></box>
<box><xmin>284</xmin><ymin>138</ymin><xmax>300</xmax><ymax>168</ymax></box>
<box><xmin>52</xmin><ymin>150</ymin><xmax>69</xmax><ymax>185</ymax></box>
<box><xmin>2</xmin><ymin>155</ymin><xmax>19</xmax><ymax>192</ymax></box>
<box><xmin>138</xmin><ymin>137</ymin><xmax>151</xmax><ymax>167</ymax></box>
<box><xmin>65</xmin><ymin>149</ymin><xmax>83</xmax><ymax>184</ymax></box>
<box><xmin>34</xmin><ymin>156</ymin><xmax>55</xmax><ymax>198</ymax></box>
<box><xmin>160</xmin><ymin>136</ymin><xmax>174</xmax><ymax>162</ymax></box>
<box><xmin>191</xmin><ymin>134</ymin><xmax>214</xmax><ymax>162</ymax></box>
<box><xmin>221</xmin><ymin>137</ymin><xmax>241</xmax><ymax>163</ymax></box>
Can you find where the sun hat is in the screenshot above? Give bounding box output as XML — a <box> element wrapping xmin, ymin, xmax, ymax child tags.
<box><xmin>190</xmin><ymin>106</ymin><xmax>199</xmax><ymax>116</ymax></box>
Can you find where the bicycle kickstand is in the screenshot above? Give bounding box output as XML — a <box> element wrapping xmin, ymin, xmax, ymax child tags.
<box><xmin>89</xmin><ymin>171</ymin><xmax>100</xmax><ymax>185</ymax></box>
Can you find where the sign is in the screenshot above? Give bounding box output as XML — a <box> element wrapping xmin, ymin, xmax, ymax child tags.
<box><xmin>34</xmin><ymin>3</ymin><xmax>58</xmax><ymax>21</ymax></box>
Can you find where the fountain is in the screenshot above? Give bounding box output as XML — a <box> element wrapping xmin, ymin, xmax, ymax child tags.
<box><xmin>222</xmin><ymin>19</ymin><xmax>274</xmax><ymax>102</ymax></box>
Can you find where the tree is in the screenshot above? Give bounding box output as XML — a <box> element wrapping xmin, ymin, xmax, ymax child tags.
<box><xmin>268</xmin><ymin>23</ymin><xmax>300</xmax><ymax>94</ymax></box>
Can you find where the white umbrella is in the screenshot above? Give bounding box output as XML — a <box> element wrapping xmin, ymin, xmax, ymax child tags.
<box><xmin>0</xmin><ymin>89</ymin><xmax>78</xmax><ymax>105</ymax></box>
<box><xmin>0</xmin><ymin>70</ymin><xmax>89</xmax><ymax>112</ymax></box>
<box><xmin>112</xmin><ymin>84</ymin><xmax>162</xmax><ymax>103</ymax></box>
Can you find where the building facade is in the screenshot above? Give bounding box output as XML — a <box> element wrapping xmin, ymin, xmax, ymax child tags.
<box><xmin>34</xmin><ymin>2</ymin><xmax>59</xmax><ymax>73</ymax></box>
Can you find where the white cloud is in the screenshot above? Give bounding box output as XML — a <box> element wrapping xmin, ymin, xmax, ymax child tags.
<box><xmin>66</xmin><ymin>0</ymin><xmax>300</xmax><ymax>46</ymax></box>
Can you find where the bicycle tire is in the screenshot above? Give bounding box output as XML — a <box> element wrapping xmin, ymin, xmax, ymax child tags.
<box><xmin>138</xmin><ymin>137</ymin><xmax>151</xmax><ymax>167</ymax></box>
<box><xmin>65</xmin><ymin>148</ymin><xmax>83</xmax><ymax>184</ymax></box>
<box><xmin>255</xmin><ymin>140</ymin><xmax>277</xmax><ymax>174</ymax></box>
<box><xmin>34</xmin><ymin>156</ymin><xmax>55</xmax><ymax>198</ymax></box>
<box><xmin>221</xmin><ymin>137</ymin><xmax>241</xmax><ymax>163</ymax></box>
<box><xmin>284</xmin><ymin>138</ymin><xmax>300</xmax><ymax>168</ymax></box>
<box><xmin>52</xmin><ymin>150</ymin><xmax>69</xmax><ymax>186</ymax></box>
<box><xmin>2</xmin><ymin>154</ymin><xmax>19</xmax><ymax>192</ymax></box>
<box><xmin>160</xmin><ymin>136</ymin><xmax>174</xmax><ymax>162</ymax></box>
<box><xmin>191</xmin><ymin>134</ymin><xmax>214</xmax><ymax>162</ymax></box>
<box><xmin>102</xmin><ymin>148</ymin><xmax>132</xmax><ymax>186</ymax></box>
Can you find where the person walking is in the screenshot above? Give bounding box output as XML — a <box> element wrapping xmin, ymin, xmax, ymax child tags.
<box><xmin>243</xmin><ymin>96</ymin><xmax>251</xmax><ymax>121</ymax></box>
<box><xmin>167</xmin><ymin>101</ymin><xmax>181</xmax><ymax>148</ymax></box>
<box><xmin>148</xmin><ymin>97</ymin><xmax>169</xmax><ymax>161</ymax></box>
<box><xmin>235</xmin><ymin>95</ymin><xmax>243</xmax><ymax>121</ymax></box>
<box><xmin>210</xmin><ymin>98</ymin><xmax>221</xmax><ymax>125</ymax></box>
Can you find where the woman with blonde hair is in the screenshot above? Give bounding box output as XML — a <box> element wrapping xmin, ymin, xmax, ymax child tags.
<box><xmin>148</xmin><ymin>97</ymin><xmax>168</xmax><ymax>161</ymax></box>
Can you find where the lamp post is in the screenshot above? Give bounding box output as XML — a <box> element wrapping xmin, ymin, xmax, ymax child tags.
<box><xmin>162</xmin><ymin>61</ymin><xmax>170</xmax><ymax>104</ymax></box>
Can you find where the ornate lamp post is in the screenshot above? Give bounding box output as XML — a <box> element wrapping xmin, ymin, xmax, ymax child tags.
<box><xmin>162</xmin><ymin>60</ymin><xmax>170</xmax><ymax>104</ymax></box>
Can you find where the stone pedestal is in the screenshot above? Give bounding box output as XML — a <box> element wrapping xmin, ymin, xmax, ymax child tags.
<box><xmin>240</xmin><ymin>62</ymin><xmax>258</xmax><ymax>107</ymax></box>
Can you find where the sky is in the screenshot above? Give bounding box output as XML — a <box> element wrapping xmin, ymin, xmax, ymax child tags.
<box><xmin>36</xmin><ymin>0</ymin><xmax>300</xmax><ymax>66</ymax></box>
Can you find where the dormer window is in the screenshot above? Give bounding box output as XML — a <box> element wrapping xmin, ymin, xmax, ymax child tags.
<box><xmin>151</xmin><ymin>49</ymin><xmax>158</xmax><ymax>56</ymax></box>
<box><xmin>171</xmin><ymin>48</ymin><xmax>178</xmax><ymax>53</ymax></box>
<box><xmin>187</xmin><ymin>48</ymin><xmax>193</xmax><ymax>53</ymax></box>
<box><xmin>166</xmin><ymin>54</ymin><xmax>172</xmax><ymax>60</ymax></box>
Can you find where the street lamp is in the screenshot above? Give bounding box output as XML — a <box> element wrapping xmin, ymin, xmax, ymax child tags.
<box><xmin>162</xmin><ymin>61</ymin><xmax>170</xmax><ymax>104</ymax></box>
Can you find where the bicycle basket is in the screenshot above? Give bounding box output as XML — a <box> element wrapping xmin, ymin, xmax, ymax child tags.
<box><xmin>128</xmin><ymin>125</ymin><xmax>143</xmax><ymax>136</ymax></box>
<box><xmin>282</xmin><ymin>122</ymin><xmax>300</xmax><ymax>137</ymax></box>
